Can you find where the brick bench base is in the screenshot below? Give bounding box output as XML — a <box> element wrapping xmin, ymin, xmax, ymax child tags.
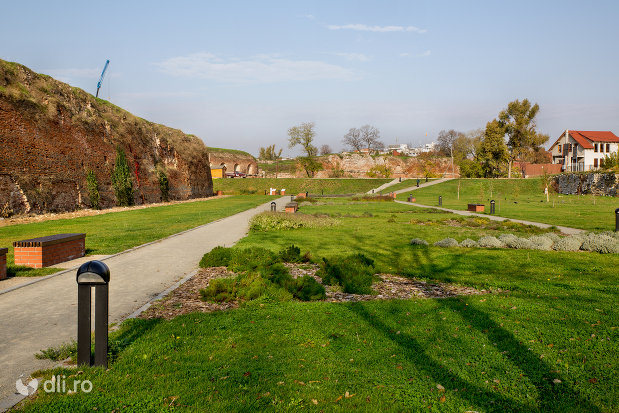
<box><xmin>13</xmin><ymin>234</ymin><xmax>86</xmax><ymax>268</ymax></box>
<box><xmin>0</xmin><ymin>248</ymin><xmax>7</xmax><ymax>280</ymax></box>
<box><xmin>467</xmin><ymin>204</ymin><xmax>485</xmax><ymax>212</ymax></box>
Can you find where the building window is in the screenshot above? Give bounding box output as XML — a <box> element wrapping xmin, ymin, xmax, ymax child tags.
<box><xmin>606</xmin><ymin>143</ymin><xmax>610</xmax><ymax>152</ymax></box>
<box><xmin>594</xmin><ymin>158</ymin><xmax>598</xmax><ymax>168</ymax></box>
<box><xmin>594</xmin><ymin>143</ymin><xmax>598</xmax><ymax>152</ymax></box>
<box><xmin>558</xmin><ymin>144</ymin><xmax>561</xmax><ymax>153</ymax></box>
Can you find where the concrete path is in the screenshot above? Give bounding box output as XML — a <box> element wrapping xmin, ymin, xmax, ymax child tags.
<box><xmin>366</xmin><ymin>178</ymin><xmax>400</xmax><ymax>194</ymax></box>
<box><xmin>392</xmin><ymin>177</ymin><xmax>454</xmax><ymax>194</ymax></box>
<box><xmin>394</xmin><ymin>200</ymin><xmax>584</xmax><ymax>235</ymax></box>
<box><xmin>0</xmin><ymin>197</ymin><xmax>288</xmax><ymax>408</ymax></box>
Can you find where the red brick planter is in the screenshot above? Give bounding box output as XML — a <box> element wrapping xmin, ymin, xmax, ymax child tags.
<box><xmin>13</xmin><ymin>233</ymin><xmax>86</xmax><ymax>268</ymax></box>
<box><xmin>285</xmin><ymin>202</ymin><xmax>298</xmax><ymax>213</ymax></box>
<box><xmin>467</xmin><ymin>204</ymin><xmax>485</xmax><ymax>212</ymax></box>
<box><xmin>0</xmin><ymin>247</ymin><xmax>7</xmax><ymax>280</ymax></box>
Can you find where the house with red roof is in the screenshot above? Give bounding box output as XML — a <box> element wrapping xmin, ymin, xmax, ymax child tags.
<box><xmin>549</xmin><ymin>130</ymin><xmax>619</xmax><ymax>172</ymax></box>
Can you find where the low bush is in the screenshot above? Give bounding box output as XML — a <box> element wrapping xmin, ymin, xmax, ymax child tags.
<box><xmin>317</xmin><ymin>254</ymin><xmax>375</xmax><ymax>295</ymax></box>
<box><xmin>352</xmin><ymin>195</ymin><xmax>394</xmax><ymax>202</ymax></box>
<box><xmin>580</xmin><ymin>233</ymin><xmax>619</xmax><ymax>254</ymax></box>
<box><xmin>410</xmin><ymin>238</ymin><xmax>428</xmax><ymax>246</ymax></box>
<box><xmin>228</xmin><ymin>247</ymin><xmax>279</xmax><ymax>272</ymax></box>
<box><xmin>528</xmin><ymin>235</ymin><xmax>554</xmax><ymax>251</ymax></box>
<box><xmin>200</xmin><ymin>277</ymin><xmax>237</xmax><ymax>302</ymax></box>
<box><xmin>279</xmin><ymin>245</ymin><xmax>304</xmax><ymax>263</ymax></box>
<box><xmin>460</xmin><ymin>238</ymin><xmax>478</xmax><ymax>248</ymax></box>
<box><xmin>434</xmin><ymin>238</ymin><xmax>459</xmax><ymax>248</ymax></box>
<box><xmin>260</xmin><ymin>263</ymin><xmax>294</xmax><ymax>289</ymax></box>
<box><xmin>477</xmin><ymin>236</ymin><xmax>505</xmax><ymax>248</ymax></box>
<box><xmin>289</xmin><ymin>276</ymin><xmax>326</xmax><ymax>301</ymax></box>
<box><xmin>553</xmin><ymin>235</ymin><xmax>583</xmax><ymax>252</ymax></box>
<box><xmin>199</xmin><ymin>246</ymin><xmax>233</xmax><ymax>268</ymax></box>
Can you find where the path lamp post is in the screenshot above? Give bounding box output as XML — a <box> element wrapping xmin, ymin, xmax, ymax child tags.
<box><xmin>439</xmin><ymin>196</ymin><xmax>442</xmax><ymax>206</ymax></box>
<box><xmin>270</xmin><ymin>202</ymin><xmax>277</xmax><ymax>212</ymax></box>
<box><xmin>615</xmin><ymin>208</ymin><xmax>619</xmax><ymax>232</ymax></box>
<box><xmin>490</xmin><ymin>200</ymin><xmax>496</xmax><ymax>215</ymax></box>
<box><xmin>76</xmin><ymin>260</ymin><xmax>110</xmax><ymax>367</ymax></box>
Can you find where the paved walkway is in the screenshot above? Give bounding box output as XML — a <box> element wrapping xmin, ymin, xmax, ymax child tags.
<box><xmin>0</xmin><ymin>197</ymin><xmax>288</xmax><ymax>408</ymax></box>
<box><xmin>394</xmin><ymin>200</ymin><xmax>584</xmax><ymax>235</ymax></box>
<box><xmin>366</xmin><ymin>178</ymin><xmax>400</xmax><ymax>194</ymax></box>
<box><xmin>392</xmin><ymin>177</ymin><xmax>453</xmax><ymax>194</ymax></box>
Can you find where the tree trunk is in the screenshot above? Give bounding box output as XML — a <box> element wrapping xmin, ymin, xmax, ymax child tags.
<box><xmin>508</xmin><ymin>159</ymin><xmax>512</xmax><ymax>178</ymax></box>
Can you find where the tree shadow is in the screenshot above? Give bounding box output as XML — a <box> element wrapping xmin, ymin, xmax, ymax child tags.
<box><xmin>108</xmin><ymin>318</ymin><xmax>162</xmax><ymax>362</ymax></box>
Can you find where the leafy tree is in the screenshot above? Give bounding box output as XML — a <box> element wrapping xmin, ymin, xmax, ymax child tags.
<box><xmin>342</xmin><ymin>128</ymin><xmax>363</xmax><ymax>152</ymax></box>
<box><xmin>459</xmin><ymin>159</ymin><xmax>483</xmax><ymax>178</ymax></box>
<box><xmin>259</xmin><ymin>144</ymin><xmax>283</xmax><ymax>161</ymax></box>
<box><xmin>498</xmin><ymin>99</ymin><xmax>549</xmax><ymax>178</ymax></box>
<box><xmin>288</xmin><ymin>122</ymin><xmax>322</xmax><ymax>177</ymax></box>
<box><xmin>86</xmin><ymin>170</ymin><xmax>100</xmax><ymax>209</ymax></box>
<box><xmin>478</xmin><ymin>120</ymin><xmax>509</xmax><ymax>178</ymax></box>
<box><xmin>110</xmin><ymin>146</ymin><xmax>134</xmax><ymax>206</ymax></box>
<box><xmin>319</xmin><ymin>144</ymin><xmax>332</xmax><ymax>156</ymax></box>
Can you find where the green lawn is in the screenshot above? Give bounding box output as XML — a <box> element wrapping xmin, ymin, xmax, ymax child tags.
<box><xmin>396</xmin><ymin>178</ymin><xmax>618</xmax><ymax>231</ymax></box>
<box><xmin>213</xmin><ymin>178</ymin><xmax>391</xmax><ymax>195</ymax></box>
<box><xmin>0</xmin><ymin>196</ymin><xmax>270</xmax><ymax>277</ymax></box>
<box><xmin>374</xmin><ymin>177</ymin><xmax>438</xmax><ymax>193</ymax></box>
<box><xmin>21</xmin><ymin>199</ymin><xmax>618</xmax><ymax>412</ymax></box>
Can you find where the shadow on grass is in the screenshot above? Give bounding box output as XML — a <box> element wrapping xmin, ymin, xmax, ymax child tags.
<box><xmin>108</xmin><ymin>318</ymin><xmax>162</xmax><ymax>362</ymax></box>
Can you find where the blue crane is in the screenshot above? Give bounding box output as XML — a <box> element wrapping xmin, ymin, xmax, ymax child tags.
<box><xmin>95</xmin><ymin>60</ymin><xmax>110</xmax><ymax>98</ymax></box>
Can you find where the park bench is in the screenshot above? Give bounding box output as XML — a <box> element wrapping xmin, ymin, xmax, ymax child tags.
<box><xmin>13</xmin><ymin>233</ymin><xmax>86</xmax><ymax>268</ymax></box>
<box><xmin>285</xmin><ymin>202</ymin><xmax>298</xmax><ymax>213</ymax></box>
<box><xmin>0</xmin><ymin>247</ymin><xmax>7</xmax><ymax>280</ymax></box>
<box><xmin>467</xmin><ymin>204</ymin><xmax>485</xmax><ymax>212</ymax></box>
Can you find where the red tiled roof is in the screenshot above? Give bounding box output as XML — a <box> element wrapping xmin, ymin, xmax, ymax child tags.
<box><xmin>550</xmin><ymin>130</ymin><xmax>618</xmax><ymax>150</ymax></box>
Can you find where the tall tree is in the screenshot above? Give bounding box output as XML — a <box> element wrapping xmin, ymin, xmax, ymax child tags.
<box><xmin>498</xmin><ymin>99</ymin><xmax>549</xmax><ymax>178</ymax></box>
<box><xmin>259</xmin><ymin>144</ymin><xmax>282</xmax><ymax>161</ymax></box>
<box><xmin>342</xmin><ymin>127</ymin><xmax>363</xmax><ymax>152</ymax></box>
<box><xmin>288</xmin><ymin>122</ymin><xmax>322</xmax><ymax>177</ymax></box>
<box><xmin>478</xmin><ymin>120</ymin><xmax>509</xmax><ymax>178</ymax></box>
<box><xmin>359</xmin><ymin>125</ymin><xmax>383</xmax><ymax>152</ymax></box>
<box><xmin>437</xmin><ymin>129</ymin><xmax>464</xmax><ymax>174</ymax></box>
<box><xmin>319</xmin><ymin>144</ymin><xmax>332</xmax><ymax>156</ymax></box>
<box><xmin>110</xmin><ymin>146</ymin><xmax>134</xmax><ymax>206</ymax></box>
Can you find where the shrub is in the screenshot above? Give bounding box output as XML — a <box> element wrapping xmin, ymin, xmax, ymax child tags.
<box><xmin>290</xmin><ymin>276</ymin><xmax>326</xmax><ymax>301</ymax></box>
<box><xmin>317</xmin><ymin>254</ymin><xmax>375</xmax><ymax>295</ymax></box>
<box><xmin>200</xmin><ymin>277</ymin><xmax>237</xmax><ymax>302</ymax></box>
<box><xmin>477</xmin><ymin>236</ymin><xmax>504</xmax><ymax>248</ymax></box>
<box><xmin>434</xmin><ymin>238</ymin><xmax>459</xmax><ymax>248</ymax></box>
<box><xmin>460</xmin><ymin>238</ymin><xmax>478</xmax><ymax>248</ymax></box>
<box><xmin>260</xmin><ymin>263</ymin><xmax>294</xmax><ymax>289</ymax></box>
<box><xmin>228</xmin><ymin>247</ymin><xmax>279</xmax><ymax>272</ymax></box>
<box><xmin>553</xmin><ymin>235</ymin><xmax>583</xmax><ymax>252</ymax></box>
<box><xmin>528</xmin><ymin>235</ymin><xmax>554</xmax><ymax>251</ymax></box>
<box><xmin>544</xmin><ymin>233</ymin><xmax>562</xmax><ymax>243</ymax></box>
<box><xmin>498</xmin><ymin>234</ymin><xmax>518</xmax><ymax>244</ymax></box>
<box><xmin>86</xmin><ymin>170</ymin><xmax>100</xmax><ymax>209</ymax></box>
<box><xmin>279</xmin><ymin>245</ymin><xmax>304</xmax><ymax>263</ymax></box>
<box><xmin>580</xmin><ymin>233</ymin><xmax>619</xmax><ymax>254</ymax></box>
<box><xmin>410</xmin><ymin>238</ymin><xmax>428</xmax><ymax>246</ymax></box>
<box><xmin>199</xmin><ymin>246</ymin><xmax>233</xmax><ymax>268</ymax></box>
<box><xmin>508</xmin><ymin>237</ymin><xmax>535</xmax><ymax>250</ymax></box>
<box><xmin>111</xmin><ymin>146</ymin><xmax>134</xmax><ymax>206</ymax></box>
<box><xmin>158</xmin><ymin>169</ymin><xmax>170</xmax><ymax>202</ymax></box>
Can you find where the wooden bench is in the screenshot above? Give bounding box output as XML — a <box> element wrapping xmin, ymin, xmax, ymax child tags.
<box><xmin>285</xmin><ymin>202</ymin><xmax>299</xmax><ymax>213</ymax></box>
<box><xmin>0</xmin><ymin>248</ymin><xmax>7</xmax><ymax>280</ymax></box>
<box><xmin>13</xmin><ymin>233</ymin><xmax>86</xmax><ymax>268</ymax></box>
<box><xmin>467</xmin><ymin>204</ymin><xmax>485</xmax><ymax>212</ymax></box>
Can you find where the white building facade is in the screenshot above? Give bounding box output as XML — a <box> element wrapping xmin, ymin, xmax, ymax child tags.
<box><xmin>549</xmin><ymin>130</ymin><xmax>619</xmax><ymax>172</ymax></box>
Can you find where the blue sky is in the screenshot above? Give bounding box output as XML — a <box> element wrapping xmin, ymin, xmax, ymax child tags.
<box><xmin>2</xmin><ymin>0</ymin><xmax>618</xmax><ymax>156</ymax></box>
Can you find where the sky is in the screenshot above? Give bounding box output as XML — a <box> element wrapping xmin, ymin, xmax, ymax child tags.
<box><xmin>2</xmin><ymin>0</ymin><xmax>618</xmax><ymax>157</ymax></box>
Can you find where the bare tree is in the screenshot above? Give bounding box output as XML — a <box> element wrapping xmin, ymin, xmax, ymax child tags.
<box><xmin>319</xmin><ymin>144</ymin><xmax>332</xmax><ymax>156</ymax></box>
<box><xmin>359</xmin><ymin>125</ymin><xmax>383</xmax><ymax>152</ymax></box>
<box><xmin>437</xmin><ymin>129</ymin><xmax>464</xmax><ymax>174</ymax></box>
<box><xmin>342</xmin><ymin>128</ymin><xmax>363</xmax><ymax>152</ymax></box>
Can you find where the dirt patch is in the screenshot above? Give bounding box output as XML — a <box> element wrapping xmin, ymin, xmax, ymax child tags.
<box><xmin>140</xmin><ymin>264</ymin><xmax>493</xmax><ymax>320</ymax></box>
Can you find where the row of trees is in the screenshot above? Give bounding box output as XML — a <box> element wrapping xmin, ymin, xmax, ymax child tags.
<box><xmin>437</xmin><ymin>99</ymin><xmax>549</xmax><ymax>178</ymax></box>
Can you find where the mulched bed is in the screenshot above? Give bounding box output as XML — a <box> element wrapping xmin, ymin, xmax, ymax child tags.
<box><xmin>139</xmin><ymin>264</ymin><xmax>493</xmax><ymax>320</ymax></box>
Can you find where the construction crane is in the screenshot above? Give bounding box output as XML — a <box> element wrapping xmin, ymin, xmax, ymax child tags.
<box><xmin>95</xmin><ymin>60</ymin><xmax>110</xmax><ymax>98</ymax></box>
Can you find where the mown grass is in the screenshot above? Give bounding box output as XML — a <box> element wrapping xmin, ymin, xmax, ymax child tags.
<box><xmin>20</xmin><ymin>200</ymin><xmax>618</xmax><ymax>411</ymax></box>
<box><xmin>377</xmin><ymin>177</ymin><xmax>438</xmax><ymax>193</ymax></box>
<box><xmin>213</xmin><ymin>178</ymin><xmax>391</xmax><ymax>195</ymax></box>
<box><xmin>0</xmin><ymin>196</ymin><xmax>269</xmax><ymax>277</ymax></box>
<box><xmin>396</xmin><ymin>178</ymin><xmax>618</xmax><ymax>231</ymax></box>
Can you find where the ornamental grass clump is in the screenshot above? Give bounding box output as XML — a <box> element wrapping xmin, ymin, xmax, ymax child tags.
<box><xmin>477</xmin><ymin>236</ymin><xmax>504</xmax><ymax>248</ymax></box>
<box><xmin>249</xmin><ymin>212</ymin><xmax>338</xmax><ymax>231</ymax></box>
<box><xmin>580</xmin><ymin>233</ymin><xmax>619</xmax><ymax>254</ymax></box>
<box><xmin>317</xmin><ymin>254</ymin><xmax>375</xmax><ymax>295</ymax></box>
<box><xmin>434</xmin><ymin>238</ymin><xmax>459</xmax><ymax>248</ymax></box>
<box><xmin>459</xmin><ymin>238</ymin><xmax>478</xmax><ymax>248</ymax></box>
<box><xmin>410</xmin><ymin>238</ymin><xmax>429</xmax><ymax>246</ymax></box>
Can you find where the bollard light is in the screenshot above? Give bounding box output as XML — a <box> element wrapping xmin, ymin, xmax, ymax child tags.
<box><xmin>439</xmin><ymin>195</ymin><xmax>442</xmax><ymax>206</ymax></box>
<box><xmin>76</xmin><ymin>260</ymin><xmax>110</xmax><ymax>367</ymax></box>
<box><xmin>490</xmin><ymin>200</ymin><xmax>496</xmax><ymax>215</ymax></box>
<box><xmin>399</xmin><ymin>177</ymin><xmax>402</xmax><ymax>182</ymax></box>
<box><xmin>270</xmin><ymin>201</ymin><xmax>277</xmax><ymax>212</ymax></box>
<box><xmin>615</xmin><ymin>208</ymin><xmax>619</xmax><ymax>232</ymax></box>
<box><xmin>291</xmin><ymin>195</ymin><xmax>294</xmax><ymax>202</ymax></box>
